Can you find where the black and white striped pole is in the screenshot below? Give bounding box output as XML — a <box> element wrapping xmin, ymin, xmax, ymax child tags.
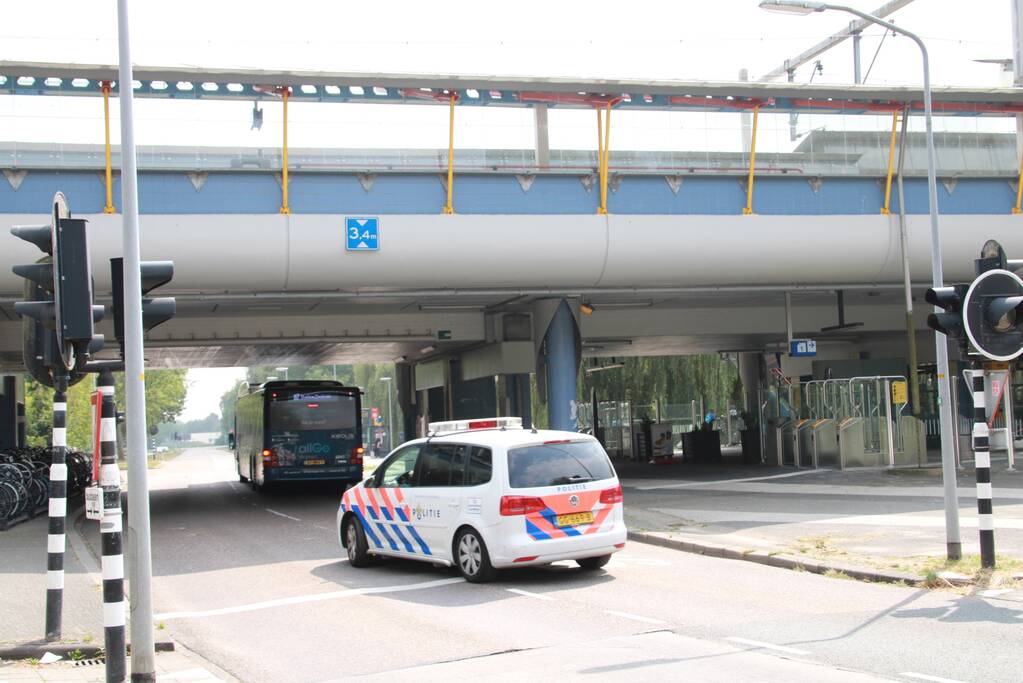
<box><xmin>968</xmin><ymin>366</ymin><xmax>996</xmax><ymax>568</ymax></box>
<box><xmin>44</xmin><ymin>382</ymin><xmax>68</xmax><ymax>641</ymax></box>
<box><xmin>98</xmin><ymin>369</ymin><xmax>127</xmax><ymax>682</ymax></box>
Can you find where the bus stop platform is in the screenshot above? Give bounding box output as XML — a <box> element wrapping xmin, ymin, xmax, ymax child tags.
<box><xmin>615</xmin><ymin>457</ymin><xmax>1023</xmax><ymax>583</ymax></box>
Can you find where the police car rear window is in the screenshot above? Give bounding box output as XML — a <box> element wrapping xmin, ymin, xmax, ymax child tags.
<box><xmin>507</xmin><ymin>441</ymin><xmax>614</xmax><ymax>489</ymax></box>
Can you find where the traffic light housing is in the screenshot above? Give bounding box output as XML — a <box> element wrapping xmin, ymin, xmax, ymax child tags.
<box><xmin>10</xmin><ymin>192</ymin><xmax>101</xmax><ymax>386</ymax></box>
<box><xmin>927</xmin><ymin>240</ymin><xmax>1023</xmax><ymax>362</ymax></box>
<box><xmin>110</xmin><ymin>258</ymin><xmax>176</xmax><ymax>353</ymax></box>
<box><xmin>925</xmin><ymin>285</ymin><xmax>968</xmax><ymax>342</ymax></box>
<box><xmin>962</xmin><ymin>268</ymin><xmax>1023</xmax><ymax>361</ymax></box>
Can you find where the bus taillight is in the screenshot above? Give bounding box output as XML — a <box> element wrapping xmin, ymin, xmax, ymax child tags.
<box><xmin>262</xmin><ymin>448</ymin><xmax>279</xmax><ymax>468</ymax></box>
<box><xmin>351</xmin><ymin>446</ymin><xmax>365</xmax><ymax>465</ymax></box>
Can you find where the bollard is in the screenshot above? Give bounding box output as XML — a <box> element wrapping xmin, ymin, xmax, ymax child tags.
<box><xmin>44</xmin><ymin>384</ymin><xmax>68</xmax><ymax>641</ymax></box>
<box><xmin>98</xmin><ymin>371</ymin><xmax>126</xmax><ymax>682</ymax></box>
<box><xmin>969</xmin><ymin>367</ymin><xmax>996</xmax><ymax>568</ymax></box>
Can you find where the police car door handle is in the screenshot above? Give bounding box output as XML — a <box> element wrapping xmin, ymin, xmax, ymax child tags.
<box><xmin>448</xmin><ymin>501</ymin><xmax>460</xmax><ymax>507</ymax></box>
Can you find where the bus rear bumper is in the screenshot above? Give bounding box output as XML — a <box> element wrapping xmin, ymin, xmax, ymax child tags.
<box><xmin>264</xmin><ymin>466</ymin><xmax>363</xmax><ymax>482</ymax></box>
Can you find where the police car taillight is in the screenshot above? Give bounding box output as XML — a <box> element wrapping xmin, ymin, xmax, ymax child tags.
<box><xmin>599</xmin><ymin>485</ymin><xmax>623</xmax><ymax>505</ymax></box>
<box><xmin>429</xmin><ymin>416</ymin><xmax>522</xmax><ymax>434</ymax></box>
<box><xmin>500</xmin><ymin>495</ymin><xmax>546</xmax><ymax>516</ymax></box>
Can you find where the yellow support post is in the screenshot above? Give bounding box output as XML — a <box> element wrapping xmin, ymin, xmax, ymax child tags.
<box><xmin>743</xmin><ymin>105</ymin><xmax>760</xmax><ymax>215</ymax></box>
<box><xmin>598</xmin><ymin>102</ymin><xmax>612</xmax><ymax>215</ymax></box>
<box><xmin>596</xmin><ymin>108</ymin><xmax>604</xmax><ymax>210</ymax></box>
<box><xmin>101</xmin><ymin>82</ymin><xmax>115</xmax><ymax>214</ymax></box>
<box><xmin>881</xmin><ymin>109</ymin><xmax>899</xmax><ymax>215</ymax></box>
<box><xmin>279</xmin><ymin>88</ymin><xmax>290</xmax><ymax>215</ymax></box>
<box><xmin>444</xmin><ymin>93</ymin><xmax>455</xmax><ymax>214</ymax></box>
<box><xmin>1014</xmin><ymin>146</ymin><xmax>1023</xmax><ymax>215</ymax></box>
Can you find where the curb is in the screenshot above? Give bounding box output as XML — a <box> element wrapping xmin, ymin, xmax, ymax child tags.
<box><xmin>0</xmin><ymin>641</ymin><xmax>175</xmax><ymax>661</ymax></box>
<box><xmin>627</xmin><ymin>530</ymin><xmax>924</xmax><ymax>585</ymax></box>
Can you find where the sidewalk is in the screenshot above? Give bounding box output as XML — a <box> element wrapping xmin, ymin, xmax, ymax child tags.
<box><xmin>0</xmin><ymin>515</ymin><xmax>234</xmax><ymax>682</ymax></box>
<box><xmin>616</xmin><ymin>455</ymin><xmax>1023</xmax><ymax>584</ymax></box>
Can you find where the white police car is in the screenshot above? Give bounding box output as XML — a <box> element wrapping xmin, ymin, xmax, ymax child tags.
<box><xmin>337</xmin><ymin>417</ymin><xmax>626</xmax><ymax>582</ymax></box>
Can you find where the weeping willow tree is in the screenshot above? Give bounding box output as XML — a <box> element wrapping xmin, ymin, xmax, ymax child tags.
<box><xmin>528</xmin><ymin>354</ymin><xmax>742</xmax><ymax>429</ymax></box>
<box><xmin>580</xmin><ymin>355</ymin><xmax>742</xmax><ymax>413</ymax></box>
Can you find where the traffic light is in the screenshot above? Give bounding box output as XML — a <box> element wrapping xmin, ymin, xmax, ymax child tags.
<box><xmin>927</xmin><ymin>240</ymin><xmax>1023</xmax><ymax>362</ymax></box>
<box><xmin>110</xmin><ymin>258</ymin><xmax>176</xmax><ymax>353</ymax></box>
<box><xmin>962</xmin><ymin>267</ymin><xmax>1023</xmax><ymax>362</ymax></box>
<box><xmin>925</xmin><ymin>285</ymin><xmax>968</xmax><ymax>342</ymax></box>
<box><xmin>10</xmin><ymin>192</ymin><xmax>102</xmax><ymax>385</ymax></box>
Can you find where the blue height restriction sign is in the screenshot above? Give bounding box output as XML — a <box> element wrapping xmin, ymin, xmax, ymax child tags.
<box><xmin>789</xmin><ymin>339</ymin><xmax>817</xmax><ymax>357</ymax></box>
<box><xmin>345</xmin><ymin>217</ymin><xmax>379</xmax><ymax>251</ymax></box>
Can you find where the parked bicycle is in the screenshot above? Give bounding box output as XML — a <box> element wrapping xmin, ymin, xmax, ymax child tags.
<box><xmin>0</xmin><ymin>447</ymin><xmax>92</xmax><ymax>528</ymax></box>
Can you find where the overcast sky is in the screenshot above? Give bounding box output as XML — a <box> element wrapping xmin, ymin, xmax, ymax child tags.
<box><xmin>4</xmin><ymin>0</ymin><xmax>1016</xmax><ymax>420</ymax></box>
<box><xmin>1</xmin><ymin>0</ymin><xmax>1016</xmax><ymax>153</ymax></box>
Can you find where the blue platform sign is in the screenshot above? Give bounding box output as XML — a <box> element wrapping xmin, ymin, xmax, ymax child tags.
<box><xmin>789</xmin><ymin>339</ymin><xmax>817</xmax><ymax>357</ymax></box>
<box><xmin>346</xmin><ymin>217</ymin><xmax>379</xmax><ymax>251</ymax></box>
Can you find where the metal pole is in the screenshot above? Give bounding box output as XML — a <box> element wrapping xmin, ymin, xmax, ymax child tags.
<box><xmin>44</xmin><ymin>380</ymin><xmax>68</xmax><ymax>641</ymax></box>
<box><xmin>785</xmin><ymin>291</ymin><xmax>794</xmax><ymax>345</ymax></box>
<box><xmin>822</xmin><ymin>2</ymin><xmax>962</xmax><ymax>561</ymax></box>
<box><xmin>852</xmin><ymin>29</ymin><xmax>863</xmax><ymax>83</ymax></box>
<box><xmin>115</xmin><ymin>0</ymin><xmax>157</xmax><ymax>678</ymax></box>
<box><xmin>385</xmin><ymin>379</ymin><xmax>394</xmax><ymax>452</ymax></box>
<box><xmin>1012</xmin><ymin>0</ymin><xmax>1023</xmax><ymax>159</ymax></box>
<box><xmin>969</xmin><ymin>366</ymin><xmax>996</xmax><ymax>568</ymax></box>
<box><xmin>1003</xmin><ymin>370</ymin><xmax>1016</xmax><ymax>470</ymax></box>
<box><xmin>894</xmin><ymin>106</ymin><xmax>923</xmax><ymax>426</ymax></box>
<box><xmin>97</xmin><ymin>370</ymin><xmax>126</xmax><ymax>683</ymax></box>
<box><xmin>885</xmin><ymin>378</ymin><xmax>896</xmax><ymax>466</ymax></box>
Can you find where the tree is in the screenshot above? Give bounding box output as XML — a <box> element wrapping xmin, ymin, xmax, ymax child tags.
<box><xmin>113</xmin><ymin>369</ymin><xmax>188</xmax><ymax>431</ymax></box>
<box><xmin>23</xmin><ymin>377</ymin><xmax>95</xmax><ymax>451</ymax></box>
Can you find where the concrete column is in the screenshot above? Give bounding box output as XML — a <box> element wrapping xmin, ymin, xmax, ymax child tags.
<box><xmin>395</xmin><ymin>362</ymin><xmax>416</xmax><ymax>445</ymax></box>
<box><xmin>506</xmin><ymin>374</ymin><xmax>533</xmax><ymax>428</ymax></box>
<box><xmin>0</xmin><ymin>376</ymin><xmax>17</xmax><ymax>450</ymax></box>
<box><xmin>738</xmin><ymin>353</ymin><xmax>762</xmax><ymax>418</ymax></box>
<box><xmin>534</xmin><ymin>105</ymin><xmax>550</xmax><ymax>169</ymax></box>
<box><xmin>546</xmin><ymin>300</ymin><xmax>579</xmax><ymax>431</ymax></box>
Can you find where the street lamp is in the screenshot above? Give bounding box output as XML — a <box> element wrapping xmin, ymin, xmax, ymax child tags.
<box><xmin>380</xmin><ymin>376</ymin><xmax>395</xmax><ymax>452</ymax></box>
<box><xmin>760</xmin><ymin>0</ymin><xmax>962</xmax><ymax>560</ymax></box>
<box><xmin>275</xmin><ymin>366</ymin><xmax>289</xmax><ymax>381</ymax></box>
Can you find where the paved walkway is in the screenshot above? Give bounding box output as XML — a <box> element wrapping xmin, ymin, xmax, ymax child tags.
<box><xmin>616</xmin><ymin>455</ymin><xmax>1023</xmax><ymax>576</ymax></box>
<box><xmin>0</xmin><ymin>515</ymin><xmax>235</xmax><ymax>682</ymax></box>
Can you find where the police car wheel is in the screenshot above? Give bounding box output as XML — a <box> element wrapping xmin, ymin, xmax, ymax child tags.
<box><xmin>455</xmin><ymin>528</ymin><xmax>496</xmax><ymax>583</ymax></box>
<box><xmin>576</xmin><ymin>554</ymin><xmax>611</xmax><ymax>570</ymax></box>
<box><xmin>344</xmin><ymin>518</ymin><xmax>372</xmax><ymax>567</ymax></box>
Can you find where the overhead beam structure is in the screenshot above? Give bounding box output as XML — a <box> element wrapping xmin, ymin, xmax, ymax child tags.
<box><xmin>1</xmin><ymin>60</ymin><xmax>1022</xmax><ymax>116</ymax></box>
<box><xmin>759</xmin><ymin>0</ymin><xmax>916</xmax><ymax>82</ymax></box>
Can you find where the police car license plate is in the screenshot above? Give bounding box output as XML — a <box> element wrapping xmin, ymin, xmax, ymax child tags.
<box><xmin>305</xmin><ymin>459</ymin><xmax>326</xmax><ymax>465</ymax></box>
<box><xmin>556</xmin><ymin>512</ymin><xmax>594</xmax><ymax>527</ymax></box>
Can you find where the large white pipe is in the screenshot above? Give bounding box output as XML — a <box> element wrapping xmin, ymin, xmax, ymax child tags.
<box><xmin>2</xmin><ymin>213</ymin><xmax>1020</xmax><ymax>295</ymax></box>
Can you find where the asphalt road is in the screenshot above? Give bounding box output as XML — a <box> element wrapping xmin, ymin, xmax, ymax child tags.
<box><xmin>104</xmin><ymin>447</ymin><xmax>1023</xmax><ymax>682</ymax></box>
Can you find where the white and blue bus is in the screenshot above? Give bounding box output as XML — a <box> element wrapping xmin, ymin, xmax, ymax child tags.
<box><xmin>232</xmin><ymin>380</ymin><xmax>364</xmax><ymax>490</ymax></box>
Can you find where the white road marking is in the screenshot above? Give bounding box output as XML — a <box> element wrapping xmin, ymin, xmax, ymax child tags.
<box><xmin>901</xmin><ymin>673</ymin><xmax>970</xmax><ymax>683</ymax></box>
<box><xmin>726</xmin><ymin>637</ymin><xmax>811</xmax><ymax>656</ymax></box>
<box><xmin>634</xmin><ymin>470</ymin><xmax>824</xmax><ymax>491</ymax></box>
<box><xmin>979</xmin><ymin>588</ymin><xmax>1013</xmax><ymax>598</ymax></box>
<box><xmin>506</xmin><ymin>588</ymin><xmax>556</xmax><ymax>601</ymax></box>
<box><xmin>154</xmin><ymin>577</ymin><xmax>465</xmax><ymax>621</ymax></box>
<box><xmin>266</xmin><ymin>508</ymin><xmax>302</xmax><ymax>522</ymax></box>
<box><xmin>603</xmin><ymin>609</ymin><xmax>667</xmax><ymax>625</ymax></box>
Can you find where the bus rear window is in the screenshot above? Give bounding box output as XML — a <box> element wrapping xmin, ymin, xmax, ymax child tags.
<box><xmin>507</xmin><ymin>440</ymin><xmax>614</xmax><ymax>489</ymax></box>
<box><xmin>269</xmin><ymin>394</ymin><xmax>357</xmax><ymax>430</ymax></box>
